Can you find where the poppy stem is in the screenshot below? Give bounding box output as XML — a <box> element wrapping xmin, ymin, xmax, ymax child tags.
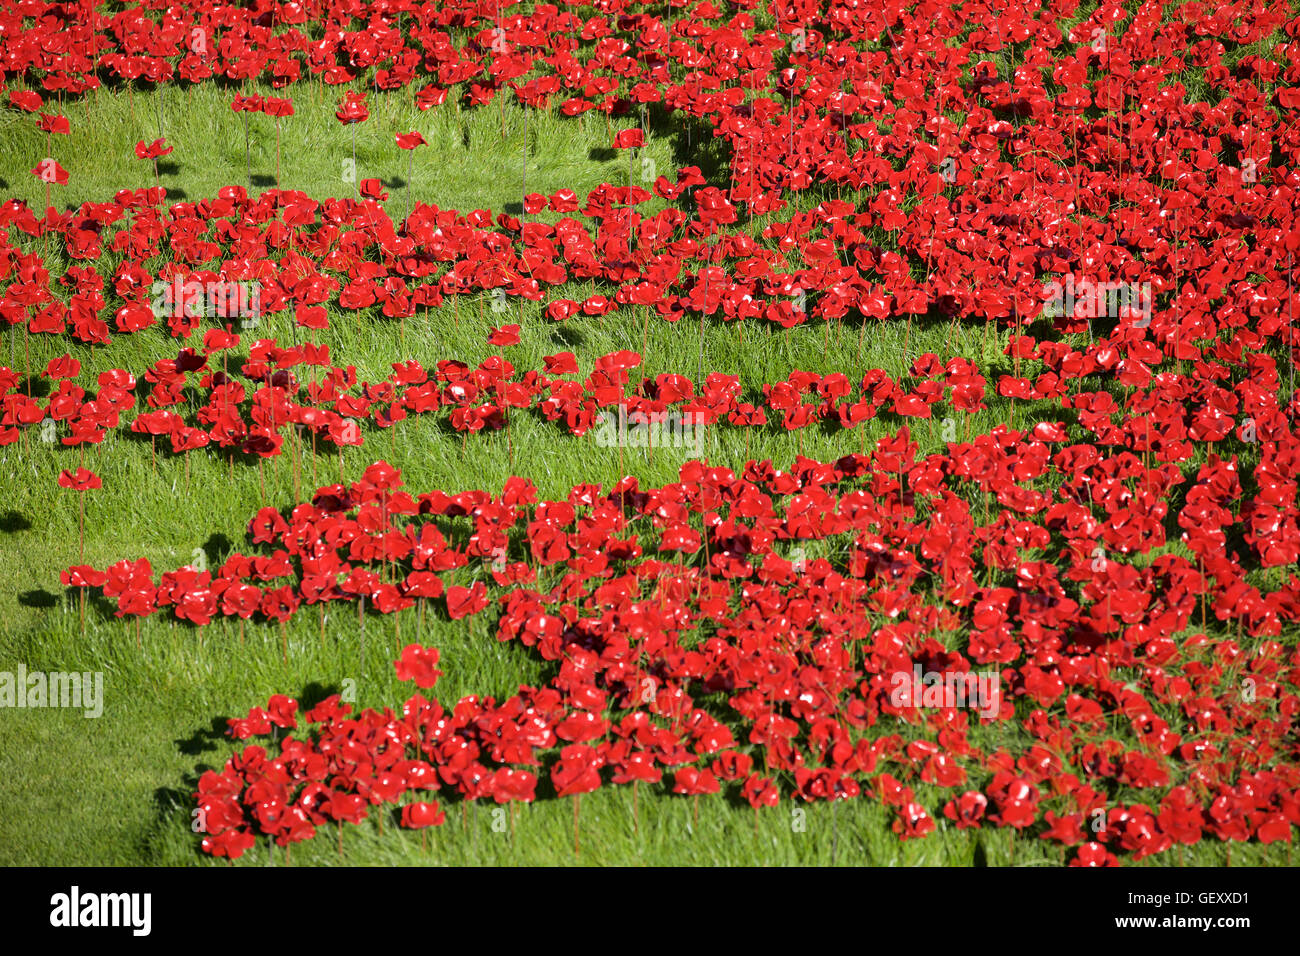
<box><xmin>506</xmin><ymin>402</ymin><xmax>513</xmax><ymax>468</ymax></box>
<box><xmin>832</xmin><ymin>800</ymin><xmax>838</xmax><ymax>865</ymax></box>
<box><xmin>632</xmin><ymin>780</ymin><xmax>639</xmax><ymax>835</ymax></box>
<box><xmin>338</xmin><ymin>819</ymin><xmax>343</xmax><ymax>857</ymax></box>
<box><xmin>573</xmin><ymin>794</ymin><xmax>580</xmax><ymax>857</ymax></box>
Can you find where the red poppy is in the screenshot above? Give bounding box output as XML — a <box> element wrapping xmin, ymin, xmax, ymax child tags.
<box><xmin>487</xmin><ymin>324</ymin><xmax>520</xmax><ymax>347</ymax></box>
<box><xmin>335</xmin><ymin>90</ymin><xmax>369</xmax><ymax>124</ymax></box>
<box><xmin>58</xmin><ymin>468</ymin><xmax>101</xmax><ymax>491</ymax></box>
<box><xmin>394</xmin><ymin>644</ymin><xmax>443</xmax><ymax>688</ymax></box>
<box><xmin>134</xmin><ymin>138</ymin><xmax>173</xmax><ymax>160</ymax></box>
<box><xmin>400</xmin><ymin>801</ymin><xmax>445</xmax><ymax>828</ymax></box>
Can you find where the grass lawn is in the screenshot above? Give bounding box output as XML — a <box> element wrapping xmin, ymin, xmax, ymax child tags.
<box><xmin>0</xmin><ymin>74</ymin><xmax>1289</xmax><ymax>867</ymax></box>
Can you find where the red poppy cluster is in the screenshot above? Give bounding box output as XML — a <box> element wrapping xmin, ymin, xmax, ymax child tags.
<box><xmin>72</xmin><ymin>444</ymin><xmax>1300</xmax><ymax>863</ymax></box>
<box><xmin>2</xmin><ymin>330</ymin><xmax>988</xmax><ymax>463</ymax></box>
<box><xmin>8</xmin><ymin>0</ymin><xmax>1300</xmax><ymax>864</ymax></box>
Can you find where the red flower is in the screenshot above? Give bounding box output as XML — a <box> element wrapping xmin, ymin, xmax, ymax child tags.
<box><xmin>394</xmin><ymin>644</ymin><xmax>443</xmax><ymax>688</ymax></box>
<box><xmin>1071</xmin><ymin>842</ymin><xmax>1119</xmax><ymax>867</ymax></box>
<box><xmin>543</xmin><ymin>352</ymin><xmax>578</xmax><ymax>375</ymax></box>
<box><xmin>9</xmin><ymin>90</ymin><xmax>43</xmax><ymax>112</ymax></box>
<box><xmin>673</xmin><ymin>767</ymin><xmax>721</xmax><ymax>796</ymax></box>
<box><xmin>741</xmin><ymin>774</ymin><xmax>779</xmax><ymax>809</ymax></box>
<box><xmin>550</xmin><ymin>744</ymin><xmax>603</xmax><ymax>797</ymax></box>
<box><xmin>400</xmin><ymin>801</ymin><xmax>445</xmax><ymax>828</ymax></box>
<box><xmin>893</xmin><ymin>802</ymin><xmax>936</xmax><ymax>839</ymax></box>
<box><xmin>942</xmin><ymin>791</ymin><xmax>988</xmax><ymax>829</ymax></box>
<box><xmin>262</xmin><ymin>97</ymin><xmax>294</xmax><ymax>117</ymax></box>
<box><xmin>396</xmin><ymin>131</ymin><xmax>426</xmax><ymax>150</ymax></box>
<box><xmin>335</xmin><ymin>91</ymin><xmax>369</xmax><ymax>124</ymax></box>
<box><xmin>134</xmin><ymin>138</ymin><xmax>173</xmax><ymax>160</ymax></box>
<box><xmin>612</xmin><ymin>128</ymin><xmax>644</xmax><ymax>149</ymax></box>
<box><xmin>487</xmin><ymin>324</ymin><xmax>520</xmax><ymax>347</ymax></box>
<box><xmin>58</xmin><ymin>468</ymin><xmax>101</xmax><ymax>491</ymax></box>
<box><xmin>555</xmin><ymin>710</ymin><xmax>609</xmax><ymax>743</ymax></box>
<box><xmin>30</xmin><ymin>159</ymin><xmax>69</xmax><ymax>185</ymax></box>
<box><xmin>37</xmin><ymin>113</ymin><xmax>70</xmax><ymax>136</ymax></box>
<box><xmin>445</xmin><ymin>581</ymin><xmax>488</xmax><ymax>619</ymax></box>
<box><xmin>44</xmin><ymin>354</ymin><xmax>80</xmax><ymax>380</ymax></box>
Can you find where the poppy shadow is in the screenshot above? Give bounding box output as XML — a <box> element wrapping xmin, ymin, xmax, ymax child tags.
<box><xmin>587</xmin><ymin>147</ymin><xmax>617</xmax><ymax>163</ymax></box>
<box><xmin>89</xmin><ymin>592</ymin><xmax>118</xmax><ymax>619</ymax></box>
<box><xmin>18</xmin><ymin>588</ymin><xmax>57</xmax><ymax>609</ymax></box>
<box><xmin>381</xmin><ymin>175</ymin><xmax>407</xmax><ymax>190</ymax></box>
<box><xmin>156</xmin><ymin>161</ymin><xmax>180</xmax><ymax>177</ymax></box>
<box><xmin>552</xmin><ymin>325</ymin><xmax>584</xmax><ymax>348</ymax></box>
<box><xmin>298</xmin><ymin>680</ymin><xmax>343</xmax><ymax>712</ymax></box>
<box><xmin>503</xmin><ymin>201</ymin><xmax>523</xmax><ymax>216</ymax></box>
<box><xmin>175</xmin><ymin>714</ymin><xmax>231</xmax><ymax>757</ymax></box>
<box><xmin>18</xmin><ymin>376</ymin><xmax>50</xmax><ymax>399</ymax></box>
<box><xmin>972</xmin><ymin>840</ymin><xmax>989</xmax><ymax>867</ymax></box>
<box><xmin>0</xmin><ymin>510</ymin><xmax>31</xmax><ymax>533</ymax></box>
<box><xmin>199</xmin><ymin>533</ymin><xmax>233</xmax><ymax>569</ymax></box>
<box><xmin>669</xmin><ymin>114</ymin><xmax>729</xmax><ymax>181</ymax></box>
<box><xmin>250</xmin><ymin>173</ymin><xmax>276</xmax><ymax>188</ymax></box>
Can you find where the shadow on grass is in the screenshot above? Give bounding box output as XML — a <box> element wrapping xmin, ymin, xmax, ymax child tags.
<box><xmin>0</xmin><ymin>510</ymin><xmax>31</xmax><ymax>533</ymax></box>
<box><xmin>18</xmin><ymin>588</ymin><xmax>57</xmax><ymax>608</ymax></box>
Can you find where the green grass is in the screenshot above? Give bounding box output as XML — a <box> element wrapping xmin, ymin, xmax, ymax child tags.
<box><xmin>0</xmin><ymin>71</ymin><xmax>1292</xmax><ymax>867</ymax></box>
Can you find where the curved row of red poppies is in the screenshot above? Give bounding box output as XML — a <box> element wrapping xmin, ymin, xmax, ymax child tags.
<box><xmin>71</xmin><ymin>451</ymin><xmax>1285</xmax><ymax>864</ymax></box>
<box><xmin>5</xmin><ymin>2</ymin><xmax>1300</xmax><ymax>366</ymax></box>
<box><xmin>5</xmin><ymin>334</ymin><xmax>989</xmax><ymax>453</ymax></box>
